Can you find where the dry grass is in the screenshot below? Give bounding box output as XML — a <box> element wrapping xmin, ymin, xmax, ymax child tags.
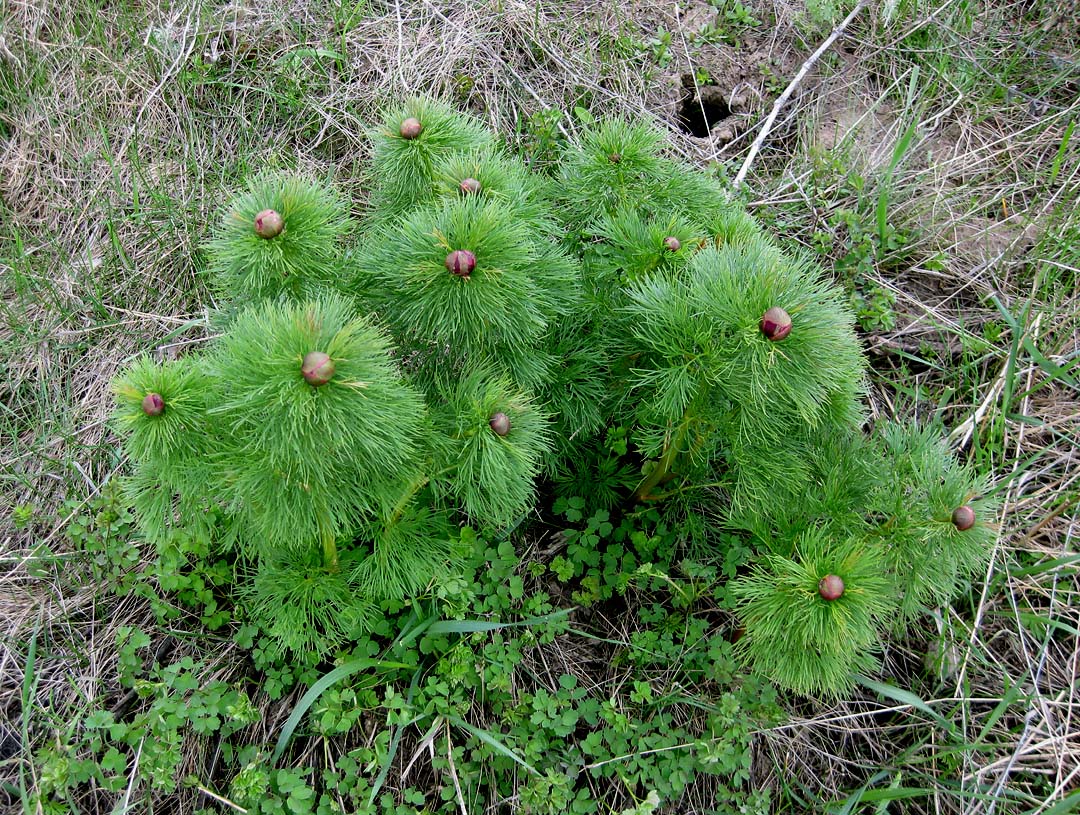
<box><xmin>1</xmin><ymin>0</ymin><xmax>1078</xmax><ymax>812</ymax></box>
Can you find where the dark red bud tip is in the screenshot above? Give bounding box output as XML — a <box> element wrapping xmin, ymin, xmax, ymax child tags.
<box><xmin>952</xmin><ymin>505</ymin><xmax>976</xmax><ymax>531</ymax></box>
<box><xmin>459</xmin><ymin>177</ymin><xmax>482</xmax><ymax>194</ymax></box>
<box><xmin>301</xmin><ymin>351</ymin><xmax>335</xmax><ymax>387</ymax></box>
<box><xmin>400</xmin><ymin>117</ymin><xmax>423</xmax><ymax>139</ymax></box>
<box><xmin>818</xmin><ymin>574</ymin><xmax>845</xmax><ymax>601</ymax></box>
<box><xmin>445</xmin><ymin>249</ymin><xmax>477</xmax><ymax>279</ymax></box>
<box><xmin>663</xmin><ymin>236</ymin><xmax>681</xmax><ymax>252</ymax></box>
<box><xmin>760</xmin><ymin>306</ymin><xmax>792</xmax><ymax>341</ymax></box>
<box><xmin>254</xmin><ymin>209</ymin><xmax>284</xmax><ymax>239</ymax></box>
<box><xmin>141</xmin><ymin>392</ymin><xmax>165</xmax><ymax>417</ymax></box>
<box><xmin>608</xmin><ymin>152</ymin><xmax>622</xmax><ymax>164</ymax></box>
<box><xmin>489</xmin><ymin>412</ymin><xmax>511</xmax><ymax>436</ymax></box>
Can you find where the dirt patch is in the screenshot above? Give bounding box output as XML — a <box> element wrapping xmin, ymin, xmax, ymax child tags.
<box><xmin>807</xmin><ymin>56</ymin><xmax>897</xmax><ymax>169</ymax></box>
<box><xmin>673</xmin><ymin>42</ymin><xmax>806</xmax><ymax>152</ymax></box>
<box><xmin>636</xmin><ymin>0</ymin><xmax>810</xmax><ymax>156</ymax></box>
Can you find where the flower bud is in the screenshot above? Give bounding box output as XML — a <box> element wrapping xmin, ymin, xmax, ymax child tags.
<box><xmin>301</xmin><ymin>351</ymin><xmax>335</xmax><ymax>387</ymax></box>
<box><xmin>459</xmin><ymin>177</ymin><xmax>482</xmax><ymax>194</ymax></box>
<box><xmin>400</xmin><ymin>117</ymin><xmax>423</xmax><ymax>139</ymax></box>
<box><xmin>254</xmin><ymin>209</ymin><xmax>284</xmax><ymax>239</ymax></box>
<box><xmin>952</xmin><ymin>505</ymin><xmax>976</xmax><ymax>531</ymax></box>
<box><xmin>489</xmin><ymin>412</ymin><xmax>511</xmax><ymax>436</ymax></box>
<box><xmin>760</xmin><ymin>306</ymin><xmax>792</xmax><ymax>341</ymax></box>
<box><xmin>818</xmin><ymin>574</ymin><xmax>845</xmax><ymax>601</ymax></box>
<box><xmin>141</xmin><ymin>393</ymin><xmax>165</xmax><ymax>416</ymax></box>
<box><xmin>663</xmin><ymin>236</ymin><xmax>681</xmax><ymax>252</ymax></box>
<box><xmin>445</xmin><ymin>249</ymin><xmax>477</xmax><ymax>280</ymax></box>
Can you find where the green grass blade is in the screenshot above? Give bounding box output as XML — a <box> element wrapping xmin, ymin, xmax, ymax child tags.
<box><xmin>1037</xmin><ymin>791</ymin><xmax>1080</xmax><ymax>815</ymax></box>
<box><xmin>974</xmin><ymin>680</ymin><xmax>1026</xmax><ymax>746</ymax></box>
<box><xmin>1010</xmin><ymin>553</ymin><xmax>1080</xmax><ymax>578</ymax></box>
<box><xmin>990</xmin><ymin>294</ymin><xmax>1031</xmax><ymax>426</ymax></box>
<box><xmin>446</xmin><ymin>714</ymin><xmax>539</xmax><ymax>776</ymax></box>
<box><xmin>1021</xmin><ymin>335</ymin><xmax>1078</xmax><ymax>392</ymax></box>
<box><xmin>877</xmin><ymin>115</ymin><xmax>918</xmax><ymax>241</ymax></box>
<box><xmin>367</xmin><ymin>667</ymin><xmax>424</xmax><ymax>808</ymax></box>
<box><xmin>427</xmin><ymin>607</ymin><xmax>574</xmax><ymax>635</ymax></box>
<box><xmin>829</xmin><ymin>769</ymin><xmax>893</xmax><ymax>815</ymax></box>
<box><xmin>1015</xmin><ymin>610</ymin><xmax>1080</xmax><ymax>639</ymax></box>
<box><xmin>832</xmin><ymin>785</ymin><xmax>932</xmax><ymax>813</ymax></box>
<box><xmin>855</xmin><ymin>676</ymin><xmax>958</xmax><ymax>738</ymax></box>
<box><xmin>17</xmin><ymin>619</ymin><xmax>40</xmax><ymax>812</ymax></box>
<box><xmin>272</xmin><ymin>657</ymin><xmax>414</xmax><ymax>763</ymax></box>
<box><xmin>391</xmin><ymin>607</ymin><xmax>437</xmax><ymax>651</ymax></box>
<box><xmin>857</xmin><ymin>786</ymin><xmax>935</xmax><ymax>803</ymax></box>
<box><xmin>1048</xmin><ymin>119</ymin><xmax>1075</xmax><ymax>187</ymax></box>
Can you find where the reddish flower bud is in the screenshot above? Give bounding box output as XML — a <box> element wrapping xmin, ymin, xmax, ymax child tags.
<box><xmin>141</xmin><ymin>393</ymin><xmax>165</xmax><ymax>417</ymax></box>
<box><xmin>399</xmin><ymin>117</ymin><xmax>423</xmax><ymax>139</ymax></box>
<box><xmin>663</xmin><ymin>236</ymin><xmax>681</xmax><ymax>252</ymax></box>
<box><xmin>952</xmin><ymin>505</ymin><xmax>976</xmax><ymax>531</ymax></box>
<box><xmin>445</xmin><ymin>249</ymin><xmax>477</xmax><ymax>280</ymax></box>
<box><xmin>489</xmin><ymin>412</ymin><xmax>511</xmax><ymax>436</ymax></box>
<box><xmin>301</xmin><ymin>351</ymin><xmax>335</xmax><ymax>387</ymax></box>
<box><xmin>254</xmin><ymin>209</ymin><xmax>284</xmax><ymax>239</ymax></box>
<box><xmin>760</xmin><ymin>306</ymin><xmax>792</xmax><ymax>341</ymax></box>
<box><xmin>818</xmin><ymin>574</ymin><xmax>845</xmax><ymax>601</ymax></box>
<box><xmin>459</xmin><ymin>177</ymin><xmax>482</xmax><ymax>194</ymax></box>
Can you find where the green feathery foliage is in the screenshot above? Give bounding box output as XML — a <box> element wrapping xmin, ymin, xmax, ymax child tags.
<box><xmin>591</xmin><ymin>207</ymin><xmax>700</xmax><ymax>284</ymax></box>
<box><xmin>246</xmin><ymin>553</ymin><xmax>372</xmax><ymax>656</ymax></box>
<box><xmin>205</xmin><ymin>173</ymin><xmax>351</xmax><ymax>306</ymax></box>
<box><xmin>111</xmin><ymin>100</ymin><xmax>999</xmax><ymax>688</ymax></box>
<box><xmin>728</xmin><ymin>429</ymin><xmax>878</xmax><ymax>545</ymax></box>
<box><xmin>352</xmin><ymin>501</ymin><xmax>457</xmax><ymax>599</ymax></box>
<box><xmin>623</xmin><ymin>239</ymin><xmax>865</xmax><ymax>434</ymax></box>
<box><xmin>112</xmin><ymin>297</ymin><xmax>451</xmax><ymax>656</ymax></box>
<box><xmin>431</xmin><ymin>147</ymin><xmax>552</xmax><ymax>231</ymax></box>
<box><xmin>553</xmin><ymin>119</ymin><xmax>755</xmax><ymax>247</ymax></box>
<box><xmin>366</xmin><ymin>97</ymin><xmax>494</xmax><ymax>218</ymax></box>
<box><xmin>355</xmin><ymin>195</ymin><xmax>579</xmax><ymax>390</ymax></box>
<box><xmin>662</xmin><ymin>163</ymin><xmax>764</xmax><ymax>247</ymax></box>
<box><xmin>733</xmin><ymin>530</ymin><xmax>895</xmax><ymax>697</ymax></box>
<box><xmin>868</xmin><ymin>422</ymin><xmax>999</xmax><ymax>625</ymax></box>
<box><xmin>537</xmin><ymin>316</ymin><xmax>613</xmax><ymax>468</ymax></box>
<box><xmin>428</xmin><ymin>368</ymin><xmax>551</xmax><ymax>527</ymax></box>
<box><xmin>616</xmin><ymin>236</ymin><xmax>865</xmax><ymax>505</ymax></box>
<box><xmin>552</xmin><ymin>119</ymin><xmax>673</xmax><ymax>229</ymax></box>
<box><xmin>207</xmin><ymin>296</ymin><xmax>427</xmax><ymax>554</ymax></box>
<box><xmin>112</xmin><ymin>357</ymin><xmax>216</xmax><ymax>546</ymax></box>
<box><xmin>113</xmin><ymin>356</ymin><xmax>211</xmax><ymax>464</ymax></box>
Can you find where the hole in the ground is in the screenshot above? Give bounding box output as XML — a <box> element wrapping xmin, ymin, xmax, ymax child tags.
<box><xmin>677</xmin><ymin>89</ymin><xmax>730</xmax><ymax>137</ymax></box>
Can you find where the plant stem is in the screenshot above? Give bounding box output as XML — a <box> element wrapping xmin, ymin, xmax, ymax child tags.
<box><xmin>650</xmin><ymin>480</ymin><xmax>727</xmax><ymax>502</ymax></box>
<box><xmin>318</xmin><ymin>511</ymin><xmax>339</xmax><ymax>573</ymax></box>
<box><xmin>388</xmin><ymin>472</ymin><xmax>431</xmax><ymax>527</ymax></box>
<box><xmin>634</xmin><ymin>422</ymin><xmax>688</xmax><ymax>503</ymax></box>
<box><xmin>321</xmin><ymin>532</ymin><xmax>339</xmax><ymax>572</ymax></box>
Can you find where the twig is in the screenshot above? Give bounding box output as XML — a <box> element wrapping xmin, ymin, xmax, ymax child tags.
<box><xmin>673</xmin><ymin>2</ymin><xmax>717</xmax><ymax>161</ymax></box>
<box><xmin>733</xmin><ymin>0</ymin><xmax>868</xmax><ymax>188</ymax></box>
<box><xmin>446</xmin><ymin>720</ymin><xmax>469</xmax><ymax>815</ymax></box>
<box><xmin>194</xmin><ymin>783</ymin><xmax>249</xmax><ymax>814</ymax></box>
<box><xmin>949</xmin><ymin>365</ymin><xmax>1007</xmax><ymax>450</ymax></box>
<box><xmin>118</xmin><ymin>737</ymin><xmax>143</xmax><ymax>814</ymax></box>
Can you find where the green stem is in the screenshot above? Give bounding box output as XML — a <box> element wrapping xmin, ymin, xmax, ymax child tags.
<box><xmin>649</xmin><ymin>479</ymin><xmax>727</xmax><ymax>502</ymax></box>
<box><xmin>320</xmin><ymin>521</ymin><xmax>339</xmax><ymax>573</ymax></box>
<box><xmin>866</xmin><ymin>514</ymin><xmax>898</xmax><ymax>536</ymax></box>
<box><xmin>388</xmin><ymin>472</ymin><xmax>431</xmax><ymax>527</ymax></box>
<box><xmin>634</xmin><ymin>422</ymin><xmax>688</xmax><ymax>503</ymax></box>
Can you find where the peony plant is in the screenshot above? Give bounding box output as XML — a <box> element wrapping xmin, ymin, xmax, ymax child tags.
<box><xmin>112</xmin><ymin>98</ymin><xmax>997</xmax><ymax>695</ymax></box>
